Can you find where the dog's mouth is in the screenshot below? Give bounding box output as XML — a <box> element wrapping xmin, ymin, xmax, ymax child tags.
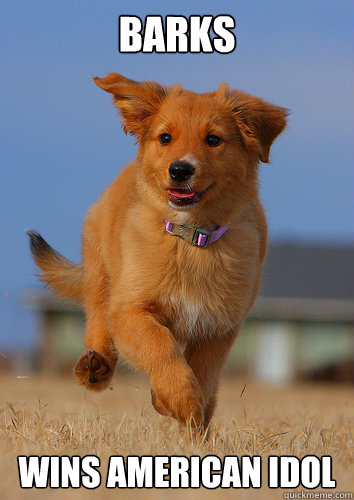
<box><xmin>168</xmin><ymin>185</ymin><xmax>213</xmax><ymax>208</ymax></box>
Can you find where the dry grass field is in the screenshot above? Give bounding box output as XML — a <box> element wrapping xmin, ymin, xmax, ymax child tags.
<box><xmin>0</xmin><ymin>371</ymin><xmax>353</xmax><ymax>500</ymax></box>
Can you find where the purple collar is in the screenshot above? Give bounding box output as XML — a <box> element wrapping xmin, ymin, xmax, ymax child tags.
<box><xmin>165</xmin><ymin>220</ymin><xmax>228</xmax><ymax>248</ymax></box>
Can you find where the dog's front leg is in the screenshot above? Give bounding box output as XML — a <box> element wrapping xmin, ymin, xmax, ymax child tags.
<box><xmin>109</xmin><ymin>304</ymin><xmax>204</xmax><ymax>428</ymax></box>
<box><xmin>184</xmin><ymin>328</ymin><xmax>239</xmax><ymax>430</ymax></box>
<box><xmin>74</xmin><ymin>237</ymin><xmax>118</xmax><ymax>391</ymax></box>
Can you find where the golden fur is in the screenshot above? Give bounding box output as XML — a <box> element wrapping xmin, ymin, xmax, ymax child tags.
<box><xmin>28</xmin><ymin>73</ymin><xmax>287</xmax><ymax>432</ymax></box>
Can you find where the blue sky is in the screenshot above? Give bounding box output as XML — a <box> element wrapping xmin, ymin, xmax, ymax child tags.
<box><xmin>0</xmin><ymin>1</ymin><xmax>353</xmax><ymax>352</ymax></box>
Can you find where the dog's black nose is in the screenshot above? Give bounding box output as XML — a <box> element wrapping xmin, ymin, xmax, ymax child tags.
<box><xmin>169</xmin><ymin>161</ymin><xmax>195</xmax><ymax>182</ymax></box>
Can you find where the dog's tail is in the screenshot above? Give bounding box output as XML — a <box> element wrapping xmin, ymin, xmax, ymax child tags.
<box><xmin>26</xmin><ymin>230</ymin><xmax>84</xmax><ymax>303</ymax></box>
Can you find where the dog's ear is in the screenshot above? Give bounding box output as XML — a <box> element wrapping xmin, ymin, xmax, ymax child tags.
<box><xmin>93</xmin><ymin>73</ymin><xmax>167</xmax><ymax>137</ymax></box>
<box><xmin>218</xmin><ymin>84</ymin><xmax>288</xmax><ymax>163</ymax></box>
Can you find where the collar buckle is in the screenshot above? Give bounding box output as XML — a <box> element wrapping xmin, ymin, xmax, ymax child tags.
<box><xmin>192</xmin><ymin>227</ymin><xmax>212</xmax><ymax>248</ymax></box>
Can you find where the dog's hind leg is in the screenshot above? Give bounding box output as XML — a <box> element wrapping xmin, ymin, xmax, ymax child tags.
<box><xmin>184</xmin><ymin>328</ymin><xmax>238</xmax><ymax>432</ymax></box>
<box><xmin>74</xmin><ymin>236</ymin><xmax>118</xmax><ymax>391</ymax></box>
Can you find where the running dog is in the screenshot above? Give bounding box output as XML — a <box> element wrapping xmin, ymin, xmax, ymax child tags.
<box><xmin>27</xmin><ymin>72</ymin><xmax>287</xmax><ymax>432</ymax></box>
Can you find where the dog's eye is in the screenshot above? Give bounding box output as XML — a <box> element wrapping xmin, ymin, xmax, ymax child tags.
<box><xmin>159</xmin><ymin>133</ymin><xmax>171</xmax><ymax>145</ymax></box>
<box><xmin>206</xmin><ymin>135</ymin><xmax>222</xmax><ymax>147</ymax></box>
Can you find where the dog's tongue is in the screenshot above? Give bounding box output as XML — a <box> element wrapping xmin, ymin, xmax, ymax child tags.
<box><xmin>168</xmin><ymin>189</ymin><xmax>195</xmax><ymax>199</ymax></box>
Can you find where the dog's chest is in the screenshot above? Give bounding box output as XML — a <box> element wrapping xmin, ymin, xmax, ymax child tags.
<box><xmin>159</xmin><ymin>283</ymin><xmax>236</xmax><ymax>341</ymax></box>
<box><xmin>129</xmin><ymin>223</ymin><xmax>257</xmax><ymax>340</ymax></box>
<box><xmin>152</xmin><ymin>241</ymin><xmax>249</xmax><ymax>340</ymax></box>
<box><xmin>166</xmin><ymin>295</ymin><xmax>211</xmax><ymax>338</ymax></box>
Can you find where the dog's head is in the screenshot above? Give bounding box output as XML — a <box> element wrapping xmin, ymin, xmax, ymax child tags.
<box><xmin>94</xmin><ymin>73</ymin><xmax>287</xmax><ymax>223</ymax></box>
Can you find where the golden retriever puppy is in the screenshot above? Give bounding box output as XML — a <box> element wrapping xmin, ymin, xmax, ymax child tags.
<box><xmin>28</xmin><ymin>73</ymin><xmax>287</xmax><ymax>432</ymax></box>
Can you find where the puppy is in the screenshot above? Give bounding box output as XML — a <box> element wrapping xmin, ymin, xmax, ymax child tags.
<box><xmin>27</xmin><ymin>73</ymin><xmax>287</xmax><ymax>432</ymax></box>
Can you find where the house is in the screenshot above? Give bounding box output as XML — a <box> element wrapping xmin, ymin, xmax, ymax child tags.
<box><xmin>25</xmin><ymin>243</ymin><xmax>354</xmax><ymax>382</ymax></box>
<box><xmin>233</xmin><ymin>243</ymin><xmax>353</xmax><ymax>383</ymax></box>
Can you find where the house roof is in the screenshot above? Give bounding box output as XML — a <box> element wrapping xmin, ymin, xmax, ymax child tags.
<box><xmin>248</xmin><ymin>243</ymin><xmax>354</xmax><ymax>321</ymax></box>
<box><xmin>260</xmin><ymin>243</ymin><xmax>353</xmax><ymax>300</ymax></box>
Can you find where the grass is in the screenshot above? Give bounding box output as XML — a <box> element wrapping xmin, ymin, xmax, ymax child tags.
<box><xmin>0</xmin><ymin>372</ymin><xmax>353</xmax><ymax>499</ymax></box>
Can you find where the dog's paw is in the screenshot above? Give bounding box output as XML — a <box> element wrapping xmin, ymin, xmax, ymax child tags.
<box><xmin>74</xmin><ymin>350</ymin><xmax>114</xmax><ymax>391</ymax></box>
<box><xmin>175</xmin><ymin>385</ymin><xmax>204</xmax><ymax>429</ymax></box>
<box><xmin>153</xmin><ymin>375</ymin><xmax>204</xmax><ymax>429</ymax></box>
<box><xmin>151</xmin><ymin>389</ymin><xmax>170</xmax><ymax>416</ymax></box>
